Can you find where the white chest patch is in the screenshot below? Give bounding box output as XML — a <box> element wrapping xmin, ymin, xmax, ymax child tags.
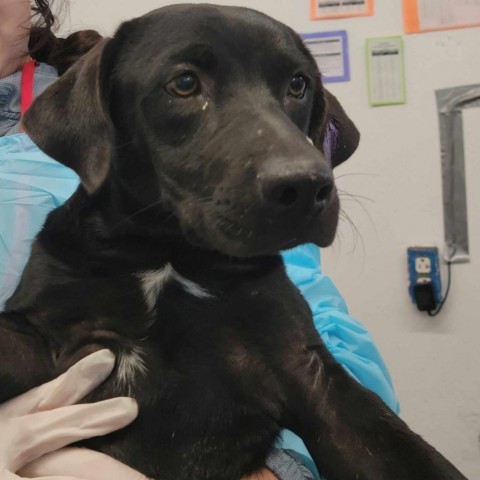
<box><xmin>116</xmin><ymin>346</ymin><xmax>148</xmax><ymax>394</ymax></box>
<box><xmin>137</xmin><ymin>263</ymin><xmax>213</xmax><ymax>312</ymax></box>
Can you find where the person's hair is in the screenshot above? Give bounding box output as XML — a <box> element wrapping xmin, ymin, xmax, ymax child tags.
<box><xmin>28</xmin><ymin>0</ymin><xmax>103</xmax><ymax>75</ymax></box>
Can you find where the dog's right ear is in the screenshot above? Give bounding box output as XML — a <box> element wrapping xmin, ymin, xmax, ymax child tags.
<box><xmin>23</xmin><ymin>38</ymin><xmax>115</xmax><ymax>194</ymax></box>
<box><xmin>321</xmin><ymin>89</ymin><xmax>360</xmax><ymax>168</ymax></box>
<box><xmin>308</xmin><ymin>79</ymin><xmax>360</xmax><ymax>168</ymax></box>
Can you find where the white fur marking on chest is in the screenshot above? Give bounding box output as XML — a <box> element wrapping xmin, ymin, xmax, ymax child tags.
<box><xmin>137</xmin><ymin>263</ymin><xmax>213</xmax><ymax>312</ymax></box>
<box><xmin>138</xmin><ymin>265</ymin><xmax>174</xmax><ymax>312</ymax></box>
<box><xmin>117</xmin><ymin>346</ymin><xmax>148</xmax><ymax>394</ymax></box>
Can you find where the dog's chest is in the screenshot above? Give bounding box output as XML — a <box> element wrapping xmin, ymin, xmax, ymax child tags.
<box><xmin>122</xmin><ymin>262</ymin><xmax>289</xmax><ymax>401</ymax></box>
<box><xmin>16</xmin><ymin>251</ymin><xmax>315</xmax><ymax>479</ymax></box>
<box><xmin>78</xmin><ymin>262</ymin><xmax>303</xmax><ymax>479</ymax></box>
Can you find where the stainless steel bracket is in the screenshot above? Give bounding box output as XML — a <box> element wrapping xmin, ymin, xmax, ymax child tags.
<box><xmin>436</xmin><ymin>85</ymin><xmax>480</xmax><ymax>263</ymax></box>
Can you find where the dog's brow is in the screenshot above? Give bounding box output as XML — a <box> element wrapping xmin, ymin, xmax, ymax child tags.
<box><xmin>170</xmin><ymin>45</ymin><xmax>219</xmax><ymax>71</ymax></box>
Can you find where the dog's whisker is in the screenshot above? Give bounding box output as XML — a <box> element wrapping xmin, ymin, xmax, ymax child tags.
<box><xmin>114</xmin><ymin>140</ymin><xmax>136</xmax><ymax>150</ymax></box>
<box><xmin>113</xmin><ymin>199</ymin><xmax>166</xmax><ymax>228</ymax></box>
<box><xmin>113</xmin><ymin>193</ymin><xmax>215</xmax><ymax>230</ymax></box>
<box><xmin>338</xmin><ymin>190</ymin><xmax>377</xmax><ymax>238</ymax></box>
<box><xmin>334</xmin><ymin>172</ymin><xmax>379</xmax><ymax>180</ymax></box>
<box><xmin>337</xmin><ymin>189</ymin><xmax>375</xmax><ymax>204</ymax></box>
<box><xmin>339</xmin><ymin>209</ymin><xmax>360</xmax><ymax>250</ymax></box>
<box><xmin>338</xmin><ymin>190</ymin><xmax>378</xmax><ymax>273</ymax></box>
<box><xmin>338</xmin><ymin>208</ymin><xmax>366</xmax><ymax>259</ymax></box>
<box><xmin>334</xmin><ymin>230</ymin><xmax>342</xmax><ymax>250</ymax></box>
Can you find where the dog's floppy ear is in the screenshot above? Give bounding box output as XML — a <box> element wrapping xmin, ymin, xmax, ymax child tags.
<box><xmin>23</xmin><ymin>38</ymin><xmax>114</xmax><ymax>193</ymax></box>
<box><xmin>310</xmin><ymin>86</ymin><xmax>360</xmax><ymax>168</ymax></box>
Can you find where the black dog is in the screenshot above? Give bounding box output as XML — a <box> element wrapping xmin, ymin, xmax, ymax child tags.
<box><xmin>0</xmin><ymin>5</ymin><xmax>467</xmax><ymax>480</ymax></box>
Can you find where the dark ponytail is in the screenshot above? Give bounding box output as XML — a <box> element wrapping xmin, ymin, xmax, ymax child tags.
<box><xmin>28</xmin><ymin>1</ymin><xmax>103</xmax><ymax>75</ymax></box>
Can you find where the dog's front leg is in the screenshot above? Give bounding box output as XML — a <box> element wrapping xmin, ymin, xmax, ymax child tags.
<box><xmin>282</xmin><ymin>341</ymin><xmax>467</xmax><ymax>480</ymax></box>
<box><xmin>0</xmin><ymin>315</ymin><xmax>54</xmax><ymax>403</ymax></box>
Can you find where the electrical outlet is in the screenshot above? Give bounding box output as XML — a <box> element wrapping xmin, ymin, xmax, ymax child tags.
<box><xmin>415</xmin><ymin>257</ymin><xmax>431</xmax><ymax>274</ymax></box>
<box><xmin>407</xmin><ymin>247</ymin><xmax>442</xmax><ymax>305</ymax></box>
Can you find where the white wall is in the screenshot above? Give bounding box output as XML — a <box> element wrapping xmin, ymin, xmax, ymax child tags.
<box><xmin>64</xmin><ymin>1</ymin><xmax>480</xmax><ymax>476</ymax></box>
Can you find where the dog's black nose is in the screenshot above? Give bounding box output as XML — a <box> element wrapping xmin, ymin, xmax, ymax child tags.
<box><xmin>259</xmin><ymin>166</ymin><xmax>334</xmax><ymax>212</ymax></box>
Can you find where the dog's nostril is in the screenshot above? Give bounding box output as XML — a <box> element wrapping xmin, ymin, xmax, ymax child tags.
<box><xmin>278</xmin><ymin>187</ymin><xmax>298</xmax><ymax>206</ymax></box>
<box><xmin>315</xmin><ymin>183</ymin><xmax>334</xmax><ymax>204</ymax></box>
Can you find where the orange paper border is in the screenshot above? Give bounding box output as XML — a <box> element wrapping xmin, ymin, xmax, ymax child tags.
<box><xmin>402</xmin><ymin>0</ymin><xmax>480</xmax><ymax>34</ymax></box>
<box><xmin>310</xmin><ymin>0</ymin><xmax>374</xmax><ymax>20</ymax></box>
<box><xmin>402</xmin><ymin>0</ymin><xmax>420</xmax><ymax>33</ymax></box>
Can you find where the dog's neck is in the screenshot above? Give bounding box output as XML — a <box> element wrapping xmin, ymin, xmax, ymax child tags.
<box><xmin>5</xmin><ymin>180</ymin><xmax>282</xmax><ymax>314</ymax></box>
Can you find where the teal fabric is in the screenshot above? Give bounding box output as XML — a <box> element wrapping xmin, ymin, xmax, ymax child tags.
<box><xmin>0</xmin><ymin>134</ymin><xmax>79</xmax><ymax>305</ymax></box>
<box><xmin>0</xmin><ymin>134</ymin><xmax>399</xmax><ymax>479</ymax></box>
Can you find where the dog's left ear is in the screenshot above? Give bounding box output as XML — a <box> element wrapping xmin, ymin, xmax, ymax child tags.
<box><xmin>309</xmin><ymin>85</ymin><xmax>360</xmax><ymax>168</ymax></box>
<box><xmin>23</xmin><ymin>38</ymin><xmax>115</xmax><ymax>194</ymax></box>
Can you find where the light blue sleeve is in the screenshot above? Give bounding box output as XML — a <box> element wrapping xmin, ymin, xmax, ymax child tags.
<box><xmin>0</xmin><ymin>134</ymin><xmax>79</xmax><ymax>306</ymax></box>
<box><xmin>277</xmin><ymin>243</ymin><xmax>400</xmax><ymax>470</ymax></box>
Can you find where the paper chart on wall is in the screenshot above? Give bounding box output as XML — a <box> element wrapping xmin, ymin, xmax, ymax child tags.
<box><xmin>302</xmin><ymin>31</ymin><xmax>350</xmax><ymax>83</ymax></box>
<box><xmin>403</xmin><ymin>0</ymin><xmax>480</xmax><ymax>33</ymax></box>
<box><xmin>366</xmin><ymin>37</ymin><xmax>406</xmax><ymax>107</ymax></box>
<box><xmin>310</xmin><ymin>0</ymin><xmax>374</xmax><ymax>20</ymax></box>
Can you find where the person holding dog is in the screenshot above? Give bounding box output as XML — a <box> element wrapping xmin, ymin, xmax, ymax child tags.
<box><xmin>0</xmin><ymin>1</ymin><xmax>398</xmax><ymax>479</ymax></box>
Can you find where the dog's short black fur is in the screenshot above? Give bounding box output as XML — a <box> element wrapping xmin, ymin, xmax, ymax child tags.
<box><xmin>0</xmin><ymin>5</ymin><xmax>467</xmax><ymax>480</ymax></box>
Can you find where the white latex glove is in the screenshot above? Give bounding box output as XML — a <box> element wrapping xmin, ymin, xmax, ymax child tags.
<box><xmin>0</xmin><ymin>349</ymin><xmax>146</xmax><ymax>480</ymax></box>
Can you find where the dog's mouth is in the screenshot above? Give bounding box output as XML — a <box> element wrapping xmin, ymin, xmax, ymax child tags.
<box><xmin>156</xmin><ymin>145</ymin><xmax>340</xmax><ymax>257</ymax></box>
<box><xmin>175</xmin><ymin>190</ymin><xmax>340</xmax><ymax>257</ymax></box>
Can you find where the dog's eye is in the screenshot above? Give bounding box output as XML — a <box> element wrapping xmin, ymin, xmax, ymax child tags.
<box><xmin>167</xmin><ymin>73</ymin><xmax>200</xmax><ymax>97</ymax></box>
<box><xmin>287</xmin><ymin>75</ymin><xmax>307</xmax><ymax>99</ymax></box>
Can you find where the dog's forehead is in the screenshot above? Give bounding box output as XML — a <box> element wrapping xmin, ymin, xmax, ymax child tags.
<box><xmin>141</xmin><ymin>4</ymin><xmax>294</xmax><ymax>42</ymax></box>
<box><xmin>118</xmin><ymin>4</ymin><xmax>308</xmax><ymax>73</ymax></box>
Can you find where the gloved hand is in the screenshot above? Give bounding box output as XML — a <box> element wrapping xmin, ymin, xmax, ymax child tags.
<box><xmin>18</xmin><ymin>447</ymin><xmax>149</xmax><ymax>480</ymax></box>
<box><xmin>0</xmin><ymin>349</ymin><xmax>145</xmax><ymax>480</ymax></box>
<box><xmin>0</xmin><ymin>348</ymin><xmax>277</xmax><ymax>480</ymax></box>
<box><xmin>23</xmin><ymin>453</ymin><xmax>277</xmax><ymax>480</ymax></box>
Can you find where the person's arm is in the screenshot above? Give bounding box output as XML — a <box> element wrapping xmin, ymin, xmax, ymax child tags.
<box><xmin>0</xmin><ymin>349</ymin><xmax>149</xmax><ymax>480</ymax></box>
<box><xmin>0</xmin><ymin>349</ymin><xmax>277</xmax><ymax>480</ymax></box>
<box><xmin>0</xmin><ymin>0</ymin><xmax>31</xmax><ymax>78</ymax></box>
<box><xmin>278</xmin><ymin>243</ymin><xmax>400</xmax><ymax>479</ymax></box>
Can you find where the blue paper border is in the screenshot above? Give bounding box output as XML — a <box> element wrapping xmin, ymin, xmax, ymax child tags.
<box><xmin>301</xmin><ymin>30</ymin><xmax>350</xmax><ymax>83</ymax></box>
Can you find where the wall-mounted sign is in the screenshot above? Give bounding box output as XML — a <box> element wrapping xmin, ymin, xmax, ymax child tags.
<box><xmin>403</xmin><ymin>0</ymin><xmax>480</xmax><ymax>34</ymax></box>
<box><xmin>311</xmin><ymin>0</ymin><xmax>374</xmax><ymax>20</ymax></box>
<box><xmin>366</xmin><ymin>36</ymin><xmax>407</xmax><ymax>106</ymax></box>
<box><xmin>302</xmin><ymin>31</ymin><xmax>350</xmax><ymax>83</ymax></box>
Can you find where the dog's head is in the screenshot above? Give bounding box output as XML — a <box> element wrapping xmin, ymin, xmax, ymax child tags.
<box><xmin>23</xmin><ymin>4</ymin><xmax>359</xmax><ymax>257</ymax></box>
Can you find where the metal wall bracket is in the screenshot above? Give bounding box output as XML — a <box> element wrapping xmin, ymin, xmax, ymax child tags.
<box><xmin>436</xmin><ymin>85</ymin><xmax>480</xmax><ymax>264</ymax></box>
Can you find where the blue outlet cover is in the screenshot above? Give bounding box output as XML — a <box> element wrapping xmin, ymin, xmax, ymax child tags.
<box><xmin>407</xmin><ymin>247</ymin><xmax>442</xmax><ymax>304</ymax></box>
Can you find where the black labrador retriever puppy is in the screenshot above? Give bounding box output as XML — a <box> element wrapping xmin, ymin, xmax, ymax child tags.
<box><xmin>0</xmin><ymin>4</ymin><xmax>467</xmax><ymax>480</ymax></box>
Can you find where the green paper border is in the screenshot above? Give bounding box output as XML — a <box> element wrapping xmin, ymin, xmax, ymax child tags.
<box><xmin>366</xmin><ymin>36</ymin><xmax>407</xmax><ymax>107</ymax></box>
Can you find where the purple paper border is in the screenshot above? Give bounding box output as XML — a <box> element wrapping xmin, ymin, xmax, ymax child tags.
<box><xmin>301</xmin><ymin>30</ymin><xmax>350</xmax><ymax>83</ymax></box>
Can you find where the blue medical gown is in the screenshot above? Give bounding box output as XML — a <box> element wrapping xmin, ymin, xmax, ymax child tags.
<box><xmin>0</xmin><ymin>134</ymin><xmax>79</xmax><ymax>304</ymax></box>
<box><xmin>0</xmin><ymin>133</ymin><xmax>399</xmax><ymax>474</ymax></box>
